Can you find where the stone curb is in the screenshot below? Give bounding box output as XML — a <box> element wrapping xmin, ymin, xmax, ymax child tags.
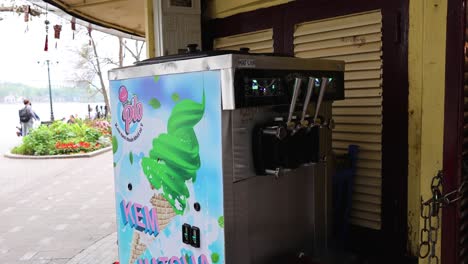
<box><xmin>3</xmin><ymin>146</ymin><xmax>112</xmax><ymax>159</ymax></box>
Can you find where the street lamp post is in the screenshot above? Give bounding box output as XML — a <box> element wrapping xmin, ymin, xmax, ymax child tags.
<box><xmin>38</xmin><ymin>59</ymin><xmax>56</xmax><ymax>122</ymax></box>
<box><xmin>46</xmin><ymin>60</ymin><xmax>54</xmax><ymax>122</ymax></box>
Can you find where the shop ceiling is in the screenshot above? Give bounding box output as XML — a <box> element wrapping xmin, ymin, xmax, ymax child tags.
<box><xmin>37</xmin><ymin>0</ymin><xmax>145</xmax><ymax>38</ymax></box>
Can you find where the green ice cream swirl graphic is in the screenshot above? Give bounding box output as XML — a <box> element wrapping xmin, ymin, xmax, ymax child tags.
<box><xmin>142</xmin><ymin>91</ymin><xmax>205</xmax><ymax>214</ymax></box>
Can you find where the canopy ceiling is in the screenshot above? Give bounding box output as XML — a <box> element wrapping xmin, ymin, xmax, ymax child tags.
<box><xmin>34</xmin><ymin>0</ymin><xmax>145</xmax><ymax>38</ymax></box>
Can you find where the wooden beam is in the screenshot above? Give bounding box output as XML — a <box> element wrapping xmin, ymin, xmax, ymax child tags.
<box><xmin>144</xmin><ymin>0</ymin><xmax>155</xmax><ymax>58</ymax></box>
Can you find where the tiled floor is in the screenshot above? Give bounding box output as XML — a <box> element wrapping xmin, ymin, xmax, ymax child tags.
<box><xmin>0</xmin><ymin>152</ymin><xmax>117</xmax><ymax>264</ymax></box>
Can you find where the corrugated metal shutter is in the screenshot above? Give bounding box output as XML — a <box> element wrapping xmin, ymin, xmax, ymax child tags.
<box><xmin>213</xmin><ymin>29</ymin><xmax>274</xmax><ymax>53</ymax></box>
<box><xmin>294</xmin><ymin>11</ymin><xmax>383</xmax><ymax>230</ymax></box>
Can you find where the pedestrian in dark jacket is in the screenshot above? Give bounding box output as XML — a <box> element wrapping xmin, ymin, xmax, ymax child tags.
<box><xmin>19</xmin><ymin>99</ymin><xmax>39</xmax><ymax>136</ymax></box>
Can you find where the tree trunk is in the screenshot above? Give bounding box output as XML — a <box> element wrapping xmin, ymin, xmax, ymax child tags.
<box><xmin>90</xmin><ymin>34</ymin><xmax>110</xmax><ymax>112</ymax></box>
<box><xmin>118</xmin><ymin>36</ymin><xmax>124</xmax><ymax>67</ymax></box>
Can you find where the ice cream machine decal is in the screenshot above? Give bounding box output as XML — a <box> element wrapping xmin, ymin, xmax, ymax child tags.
<box><xmin>110</xmin><ymin>71</ymin><xmax>224</xmax><ymax>264</ymax></box>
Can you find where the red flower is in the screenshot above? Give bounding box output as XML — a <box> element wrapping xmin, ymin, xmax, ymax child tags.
<box><xmin>78</xmin><ymin>141</ymin><xmax>91</xmax><ymax>148</ymax></box>
<box><xmin>54</xmin><ymin>140</ymin><xmax>98</xmax><ymax>153</ymax></box>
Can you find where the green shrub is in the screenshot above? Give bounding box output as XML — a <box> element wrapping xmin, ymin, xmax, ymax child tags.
<box><xmin>12</xmin><ymin>120</ymin><xmax>111</xmax><ymax>156</ymax></box>
<box><xmin>11</xmin><ymin>144</ymin><xmax>28</xmax><ymax>155</ymax></box>
<box><xmin>23</xmin><ymin>125</ymin><xmax>55</xmax><ymax>155</ymax></box>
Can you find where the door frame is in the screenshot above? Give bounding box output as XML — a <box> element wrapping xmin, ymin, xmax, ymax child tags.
<box><xmin>443</xmin><ymin>0</ymin><xmax>466</xmax><ymax>263</ymax></box>
<box><xmin>203</xmin><ymin>0</ymin><xmax>409</xmax><ymax>260</ymax></box>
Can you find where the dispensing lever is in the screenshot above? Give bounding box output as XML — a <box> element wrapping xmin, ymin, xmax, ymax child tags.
<box><xmin>300</xmin><ymin>77</ymin><xmax>315</xmax><ymax>125</ymax></box>
<box><xmin>265</xmin><ymin>167</ymin><xmax>283</xmax><ymax>179</ymax></box>
<box><xmin>313</xmin><ymin>77</ymin><xmax>329</xmax><ymax>123</ymax></box>
<box><xmin>287</xmin><ymin>78</ymin><xmax>302</xmax><ymax>127</ymax></box>
<box><xmin>262</xmin><ymin>126</ymin><xmax>287</xmax><ymax>140</ymax></box>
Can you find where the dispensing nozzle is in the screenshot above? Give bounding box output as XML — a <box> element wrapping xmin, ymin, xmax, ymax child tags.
<box><xmin>265</xmin><ymin>167</ymin><xmax>283</xmax><ymax>179</ymax></box>
<box><xmin>262</xmin><ymin>126</ymin><xmax>287</xmax><ymax>140</ymax></box>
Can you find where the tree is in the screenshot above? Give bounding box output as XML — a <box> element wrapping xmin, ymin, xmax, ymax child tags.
<box><xmin>106</xmin><ymin>37</ymin><xmax>146</xmax><ymax>67</ymax></box>
<box><xmin>74</xmin><ymin>32</ymin><xmax>111</xmax><ymax>111</ymax></box>
<box><xmin>1</xmin><ymin>0</ymin><xmax>146</xmax><ymax>111</ymax></box>
<box><xmin>0</xmin><ymin>5</ymin><xmax>44</xmax><ymax>17</ymax></box>
<box><xmin>74</xmin><ymin>30</ymin><xmax>146</xmax><ymax>112</ymax></box>
<box><xmin>122</xmin><ymin>38</ymin><xmax>145</xmax><ymax>63</ymax></box>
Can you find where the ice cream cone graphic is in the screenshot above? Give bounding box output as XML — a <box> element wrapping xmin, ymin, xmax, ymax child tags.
<box><xmin>128</xmin><ymin>232</ymin><xmax>145</xmax><ymax>264</ymax></box>
<box><xmin>151</xmin><ymin>194</ymin><xmax>176</xmax><ymax>231</ymax></box>
<box><xmin>128</xmin><ymin>194</ymin><xmax>176</xmax><ymax>264</ymax></box>
<box><xmin>129</xmin><ymin>91</ymin><xmax>205</xmax><ymax>263</ymax></box>
<box><xmin>142</xmin><ymin>91</ymin><xmax>205</xmax><ymax>215</ymax></box>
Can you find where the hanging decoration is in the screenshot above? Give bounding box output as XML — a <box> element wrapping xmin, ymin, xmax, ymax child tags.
<box><xmin>23</xmin><ymin>5</ymin><xmax>30</xmax><ymax>22</ymax></box>
<box><xmin>54</xmin><ymin>25</ymin><xmax>62</xmax><ymax>39</ymax></box>
<box><xmin>24</xmin><ymin>5</ymin><xmax>30</xmax><ymax>32</ymax></box>
<box><xmin>71</xmin><ymin>17</ymin><xmax>76</xmax><ymax>40</ymax></box>
<box><xmin>44</xmin><ymin>20</ymin><xmax>50</xmax><ymax>51</ymax></box>
<box><xmin>44</xmin><ymin>4</ymin><xmax>49</xmax><ymax>52</ymax></box>
<box><xmin>53</xmin><ymin>24</ymin><xmax>62</xmax><ymax>49</ymax></box>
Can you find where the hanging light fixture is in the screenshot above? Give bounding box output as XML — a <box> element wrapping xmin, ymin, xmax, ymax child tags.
<box><xmin>71</xmin><ymin>17</ymin><xmax>76</xmax><ymax>39</ymax></box>
<box><xmin>44</xmin><ymin>4</ymin><xmax>49</xmax><ymax>52</ymax></box>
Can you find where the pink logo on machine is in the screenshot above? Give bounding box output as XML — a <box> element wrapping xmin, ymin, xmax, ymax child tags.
<box><xmin>116</xmin><ymin>85</ymin><xmax>143</xmax><ymax>142</ymax></box>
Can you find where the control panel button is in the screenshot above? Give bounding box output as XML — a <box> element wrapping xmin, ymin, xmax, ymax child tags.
<box><xmin>194</xmin><ymin>202</ymin><xmax>201</xmax><ymax>212</ymax></box>
<box><xmin>182</xmin><ymin>224</ymin><xmax>191</xmax><ymax>244</ymax></box>
<box><xmin>191</xmin><ymin>226</ymin><xmax>200</xmax><ymax>248</ymax></box>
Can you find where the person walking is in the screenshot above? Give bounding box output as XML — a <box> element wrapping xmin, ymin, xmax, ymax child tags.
<box><xmin>18</xmin><ymin>99</ymin><xmax>38</xmax><ymax>136</ymax></box>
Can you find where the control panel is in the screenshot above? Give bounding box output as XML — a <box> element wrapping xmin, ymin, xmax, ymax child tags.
<box><xmin>182</xmin><ymin>223</ymin><xmax>201</xmax><ymax>248</ymax></box>
<box><xmin>234</xmin><ymin>69</ymin><xmax>344</xmax><ymax>109</ymax></box>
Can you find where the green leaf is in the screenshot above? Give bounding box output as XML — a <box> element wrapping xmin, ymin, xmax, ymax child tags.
<box><xmin>218</xmin><ymin>216</ymin><xmax>224</xmax><ymax>228</ymax></box>
<box><xmin>149</xmin><ymin>98</ymin><xmax>161</xmax><ymax>109</ymax></box>
<box><xmin>211</xmin><ymin>253</ymin><xmax>220</xmax><ymax>263</ymax></box>
<box><xmin>112</xmin><ymin>136</ymin><xmax>118</xmax><ymax>154</ymax></box>
<box><xmin>113</xmin><ymin>162</ymin><xmax>116</xmax><ymax>167</ymax></box>
<box><xmin>154</xmin><ymin>75</ymin><xmax>160</xmax><ymax>83</ymax></box>
<box><xmin>129</xmin><ymin>152</ymin><xmax>134</xmax><ymax>165</ymax></box>
<box><xmin>171</xmin><ymin>93</ymin><xmax>180</xmax><ymax>102</ymax></box>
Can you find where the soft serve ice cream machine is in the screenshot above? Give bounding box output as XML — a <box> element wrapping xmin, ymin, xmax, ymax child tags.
<box><xmin>109</xmin><ymin>51</ymin><xmax>344</xmax><ymax>264</ymax></box>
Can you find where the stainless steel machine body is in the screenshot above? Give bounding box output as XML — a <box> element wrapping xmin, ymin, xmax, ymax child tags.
<box><xmin>109</xmin><ymin>53</ymin><xmax>344</xmax><ymax>264</ymax></box>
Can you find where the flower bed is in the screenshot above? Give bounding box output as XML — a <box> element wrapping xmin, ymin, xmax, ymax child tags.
<box><xmin>11</xmin><ymin>119</ymin><xmax>112</xmax><ymax>156</ymax></box>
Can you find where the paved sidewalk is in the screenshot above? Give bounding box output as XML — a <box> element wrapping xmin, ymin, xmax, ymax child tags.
<box><xmin>66</xmin><ymin>233</ymin><xmax>117</xmax><ymax>264</ymax></box>
<box><xmin>0</xmin><ymin>151</ymin><xmax>119</xmax><ymax>264</ymax></box>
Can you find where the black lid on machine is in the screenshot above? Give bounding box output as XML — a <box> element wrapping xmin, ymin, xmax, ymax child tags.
<box><xmin>136</xmin><ymin>44</ymin><xmax>291</xmax><ymax>65</ymax></box>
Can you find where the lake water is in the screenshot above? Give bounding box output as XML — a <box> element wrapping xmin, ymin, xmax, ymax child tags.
<box><xmin>0</xmin><ymin>102</ymin><xmax>105</xmax><ymax>154</ymax></box>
